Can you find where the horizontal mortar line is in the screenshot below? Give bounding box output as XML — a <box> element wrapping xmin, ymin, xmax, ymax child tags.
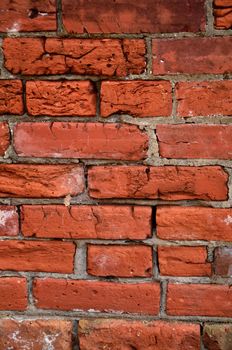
<box><xmin>0</xmin><ymin>309</ymin><xmax>231</xmax><ymax>322</ymax></box>
<box><xmin>2</xmin><ymin>74</ymin><xmax>232</xmax><ymax>81</ymax></box>
<box><xmin>3</xmin><ymin>198</ymin><xmax>232</xmax><ymax>207</ymax></box>
<box><xmin>1</xmin><ymin>30</ymin><xmax>232</xmax><ymax>39</ymax></box>
<box><xmin>1</xmin><ymin>271</ymin><xmax>231</xmax><ymax>285</ymax></box>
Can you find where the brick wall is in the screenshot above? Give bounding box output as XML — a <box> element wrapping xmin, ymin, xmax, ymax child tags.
<box><xmin>0</xmin><ymin>0</ymin><xmax>231</xmax><ymax>349</ymax></box>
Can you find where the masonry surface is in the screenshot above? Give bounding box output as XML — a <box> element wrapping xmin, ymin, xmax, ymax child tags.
<box><xmin>0</xmin><ymin>0</ymin><xmax>231</xmax><ymax>349</ymax></box>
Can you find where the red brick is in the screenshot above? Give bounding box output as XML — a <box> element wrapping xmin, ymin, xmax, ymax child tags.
<box><xmin>0</xmin><ymin>164</ymin><xmax>84</xmax><ymax>198</ymax></box>
<box><xmin>79</xmin><ymin>319</ymin><xmax>200</xmax><ymax>350</ymax></box>
<box><xmin>3</xmin><ymin>38</ymin><xmax>145</xmax><ymax>76</ymax></box>
<box><xmin>0</xmin><ymin>0</ymin><xmax>56</xmax><ymax>32</ymax></box>
<box><xmin>62</xmin><ymin>0</ymin><xmax>205</xmax><ymax>33</ymax></box>
<box><xmin>158</xmin><ymin>246</ymin><xmax>211</xmax><ymax>277</ymax></box>
<box><xmin>157</xmin><ymin>206</ymin><xmax>232</xmax><ymax>242</ymax></box>
<box><xmin>153</xmin><ymin>37</ymin><xmax>232</xmax><ymax>74</ymax></box>
<box><xmin>87</xmin><ymin>245</ymin><xmax>153</xmax><ymax>277</ymax></box>
<box><xmin>0</xmin><ymin>80</ymin><xmax>23</xmax><ymax>115</ymax></box>
<box><xmin>157</xmin><ymin>124</ymin><xmax>232</xmax><ymax>159</ymax></box>
<box><xmin>26</xmin><ymin>81</ymin><xmax>96</xmax><ymax>116</ymax></box>
<box><xmin>167</xmin><ymin>284</ymin><xmax>232</xmax><ymax>317</ymax></box>
<box><xmin>88</xmin><ymin>166</ymin><xmax>228</xmax><ymax>200</ymax></box>
<box><xmin>0</xmin><ymin>319</ymin><xmax>72</xmax><ymax>350</ymax></box>
<box><xmin>101</xmin><ymin>81</ymin><xmax>172</xmax><ymax>117</ymax></box>
<box><xmin>0</xmin><ymin>277</ymin><xmax>27</xmax><ymax>310</ymax></box>
<box><xmin>176</xmin><ymin>81</ymin><xmax>232</xmax><ymax>117</ymax></box>
<box><xmin>214</xmin><ymin>247</ymin><xmax>232</xmax><ymax>277</ymax></box>
<box><xmin>0</xmin><ymin>122</ymin><xmax>10</xmax><ymax>156</ymax></box>
<box><xmin>21</xmin><ymin>205</ymin><xmax>152</xmax><ymax>240</ymax></box>
<box><xmin>214</xmin><ymin>0</ymin><xmax>232</xmax><ymax>29</ymax></box>
<box><xmin>14</xmin><ymin>122</ymin><xmax>148</xmax><ymax>161</ymax></box>
<box><xmin>0</xmin><ymin>240</ymin><xmax>75</xmax><ymax>273</ymax></box>
<box><xmin>203</xmin><ymin>324</ymin><xmax>232</xmax><ymax>350</ymax></box>
<box><xmin>0</xmin><ymin>206</ymin><xmax>19</xmax><ymax>236</ymax></box>
<box><xmin>33</xmin><ymin>279</ymin><xmax>160</xmax><ymax>315</ymax></box>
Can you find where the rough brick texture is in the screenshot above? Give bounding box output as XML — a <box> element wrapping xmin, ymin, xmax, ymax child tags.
<box><xmin>79</xmin><ymin>319</ymin><xmax>201</xmax><ymax>350</ymax></box>
<box><xmin>0</xmin><ymin>0</ymin><xmax>56</xmax><ymax>32</ymax></box>
<box><xmin>157</xmin><ymin>206</ymin><xmax>232</xmax><ymax>241</ymax></box>
<box><xmin>14</xmin><ymin>122</ymin><xmax>148</xmax><ymax>160</ymax></box>
<box><xmin>101</xmin><ymin>81</ymin><xmax>172</xmax><ymax>117</ymax></box>
<box><xmin>0</xmin><ymin>164</ymin><xmax>84</xmax><ymax>198</ymax></box>
<box><xmin>87</xmin><ymin>245</ymin><xmax>153</xmax><ymax>277</ymax></box>
<box><xmin>176</xmin><ymin>81</ymin><xmax>232</xmax><ymax>117</ymax></box>
<box><xmin>0</xmin><ymin>277</ymin><xmax>27</xmax><ymax>310</ymax></box>
<box><xmin>21</xmin><ymin>205</ymin><xmax>151</xmax><ymax>239</ymax></box>
<box><xmin>62</xmin><ymin>0</ymin><xmax>205</xmax><ymax>33</ymax></box>
<box><xmin>89</xmin><ymin>166</ymin><xmax>228</xmax><ymax>200</ymax></box>
<box><xmin>153</xmin><ymin>37</ymin><xmax>232</xmax><ymax>74</ymax></box>
<box><xmin>158</xmin><ymin>246</ymin><xmax>211</xmax><ymax>277</ymax></box>
<box><xmin>3</xmin><ymin>38</ymin><xmax>146</xmax><ymax>76</ymax></box>
<box><xmin>0</xmin><ymin>0</ymin><xmax>231</xmax><ymax>347</ymax></box>
<box><xmin>0</xmin><ymin>80</ymin><xmax>23</xmax><ymax>115</ymax></box>
<box><xmin>0</xmin><ymin>240</ymin><xmax>75</xmax><ymax>273</ymax></box>
<box><xmin>0</xmin><ymin>206</ymin><xmax>19</xmax><ymax>236</ymax></box>
<box><xmin>0</xmin><ymin>320</ymin><xmax>72</xmax><ymax>350</ymax></box>
<box><xmin>26</xmin><ymin>81</ymin><xmax>96</xmax><ymax>116</ymax></box>
<box><xmin>167</xmin><ymin>284</ymin><xmax>232</xmax><ymax>317</ymax></box>
<box><xmin>157</xmin><ymin>124</ymin><xmax>232</xmax><ymax>159</ymax></box>
<box><xmin>33</xmin><ymin>279</ymin><xmax>160</xmax><ymax>315</ymax></box>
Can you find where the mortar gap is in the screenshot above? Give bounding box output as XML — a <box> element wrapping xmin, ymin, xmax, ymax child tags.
<box><xmin>72</xmin><ymin>320</ymin><xmax>79</xmax><ymax>350</ymax></box>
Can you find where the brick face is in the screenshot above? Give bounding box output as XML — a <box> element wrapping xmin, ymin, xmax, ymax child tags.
<box><xmin>21</xmin><ymin>205</ymin><xmax>152</xmax><ymax>239</ymax></box>
<box><xmin>14</xmin><ymin>122</ymin><xmax>148</xmax><ymax>160</ymax></box>
<box><xmin>79</xmin><ymin>320</ymin><xmax>201</xmax><ymax>350</ymax></box>
<box><xmin>101</xmin><ymin>81</ymin><xmax>172</xmax><ymax>117</ymax></box>
<box><xmin>26</xmin><ymin>81</ymin><xmax>96</xmax><ymax>116</ymax></box>
<box><xmin>62</xmin><ymin>0</ymin><xmax>205</xmax><ymax>33</ymax></box>
<box><xmin>88</xmin><ymin>166</ymin><xmax>228</xmax><ymax>200</ymax></box>
<box><xmin>0</xmin><ymin>0</ymin><xmax>56</xmax><ymax>32</ymax></box>
<box><xmin>33</xmin><ymin>279</ymin><xmax>160</xmax><ymax>315</ymax></box>
<box><xmin>3</xmin><ymin>38</ymin><xmax>146</xmax><ymax>76</ymax></box>
<box><xmin>0</xmin><ymin>0</ymin><xmax>231</xmax><ymax>344</ymax></box>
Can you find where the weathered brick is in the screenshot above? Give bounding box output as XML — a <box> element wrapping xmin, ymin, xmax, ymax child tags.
<box><xmin>0</xmin><ymin>80</ymin><xmax>23</xmax><ymax>115</ymax></box>
<box><xmin>0</xmin><ymin>320</ymin><xmax>72</xmax><ymax>350</ymax></box>
<box><xmin>0</xmin><ymin>240</ymin><xmax>75</xmax><ymax>273</ymax></box>
<box><xmin>214</xmin><ymin>0</ymin><xmax>232</xmax><ymax>29</ymax></box>
<box><xmin>88</xmin><ymin>166</ymin><xmax>228</xmax><ymax>200</ymax></box>
<box><xmin>0</xmin><ymin>122</ymin><xmax>10</xmax><ymax>156</ymax></box>
<box><xmin>101</xmin><ymin>81</ymin><xmax>172</xmax><ymax>117</ymax></box>
<box><xmin>87</xmin><ymin>245</ymin><xmax>153</xmax><ymax>277</ymax></box>
<box><xmin>214</xmin><ymin>247</ymin><xmax>232</xmax><ymax>277</ymax></box>
<box><xmin>14</xmin><ymin>122</ymin><xmax>148</xmax><ymax>160</ymax></box>
<box><xmin>3</xmin><ymin>38</ymin><xmax>145</xmax><ymax>76</ymax></box>
<box><xmin>157</xmin><ymin>124</ymin><xmax>232</xmax><ymax>159</ymax></box>
<box><xmin>153</xmin><ymin>37</ymin><xmax>232</xmax><ymax>74</ymax></box>
<box><xmin>0</xmin><ymin>0</ymin><xmax>56</xmax><ymax>32</ymax></box>
<box><xmin>0</xmin><ymin>164</ymin><xmax>84</xmax><ymax>198</ymax></box>
<box><xmin>157</xmin><ymin>206</ymin><xmax>232</xmax><ymax>242</ymax></box>
<box><xmin>176</xmin><ymin>81</ymin><xmax>232</xmax><ymax>117</ymax></box>
<box><xmin>203</xmin><ymin>324</ymin><xmax>232</xmax><ymax>350</ymax></box>
<box><xmin>0</xmin><ymin>277</ymin><xmax>27</xmax><ymax>310</ymax></box>
<box><xmin>26</xmin><ymin>81</ymin><xmax>96</xmax><ymax>116</ymax></box>
<box><xmin>62</xmin><ymin>0</ymin><xmax>205</xmax><ymax>33</ymax></box>
<box><xmin>158</xmin><ymin>246</ymin><xmax>211</xmax><ymax>277</ymax></box>
<box><xmin>167</xmin><ymin>284</ymin><xmax>232</xmax><ymax>317</ymax></box>
<box><xmin>33</xmin><ymin>279</ymin><xmax>160</xmax><ymax>315</ymax></box>
<box><xmin>79</xmin><ymin>319</ymin><xmax>200</xmax><ymax>350</ymax></box>
<box><xmin>0</xmin><ymin>206</ymin><xmax>19</xmax><ymax>236</ymax></box>
<box><xmin>21</xmin><ymin>205</ymin><xmax>152</xmax><ymax>240</ymax></box>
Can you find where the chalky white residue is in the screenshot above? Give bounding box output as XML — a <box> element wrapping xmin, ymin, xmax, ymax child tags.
<box><xmin>0</xmin><ymin>209</ymin><xmax>14</xmax><ymax>226</ymax></box>
<box><xmin>224</xmin><ymin>215</ymin><xmax>232</xmax><ymax>225</ymax></box>
<box><xmin>7</xmin><ymin>22</ymin><xmax>21</xmax><ymax>33</ymax></box>
<box><xmin>42</xmin><ymin>333</ymin><xmax>59</xmax><ymax>350</ymax></box>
